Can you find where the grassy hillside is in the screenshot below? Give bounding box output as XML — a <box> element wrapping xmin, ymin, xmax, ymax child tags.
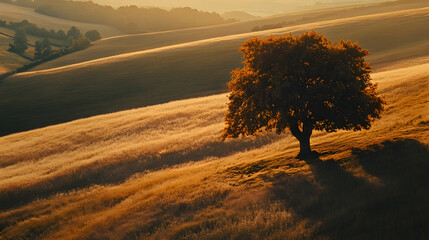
<box><xmin>0</xmin><ymin>2</ymin><xmax>123</xmax><ymax>38</ymax></box>
<box><xmin>32</xmin><ymin>0</ymin><xmax>429</xmax><ymax>69</ymax></box>
<box><xmin>1</xmin><ymin>7</ymin><xmax>429</xmax><ymax>136</ymax></box>
<box><xmin>0</xmin><ymin>61</ymin><xmax>428</xmax><ymax>239</ymax></box>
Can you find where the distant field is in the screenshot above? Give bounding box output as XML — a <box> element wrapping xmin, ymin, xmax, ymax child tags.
<box><xmin>0</xmin><ymin>62</ymin><xmax>427</xmax><ymax>239</ymax></box>
<box><xmin>0</xmin><ymin>2</ymin><xmax>123</xmax><ymax>38</ymax></box>
<box><xmin>0</xmin><ymin>26</ymin><xmax>69</xmax><ymax>74</ymax></box>
<box><xmin>32</xmin><ymin>0</ymin><xmax>429</xmax><ymax>69</ymax></box>
<box><xmin>0</xmin><ymin>33</ymin><xmax>30</xmax><ymax>74</ymax></box>
<box><xmin>0</xmin><ymin>1</ymin><xmax>122</xmax><ymax>73</ymax></box>
<box><xmin>1</xmin><ymin>6</ymin><xmax>429</xmax><ymax>136</ymax></box>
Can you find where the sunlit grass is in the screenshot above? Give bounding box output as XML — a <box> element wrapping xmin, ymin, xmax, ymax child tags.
<box><xmin>0</xmin><ymin>61</ymin><xmax>428</xmax><ymax>239</ymax></box>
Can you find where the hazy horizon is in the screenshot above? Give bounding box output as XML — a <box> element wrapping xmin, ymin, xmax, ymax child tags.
<box><xmin>91</xmin><ymin>0</ymin><xmax>386</xmax><ymax>16</ymax></box>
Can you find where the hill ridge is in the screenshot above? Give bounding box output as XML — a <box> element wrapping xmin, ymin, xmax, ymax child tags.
<box><xmin>17</xmin><ymin>6</ymin><xmax>429</xmax><ymax>77</ymax></box>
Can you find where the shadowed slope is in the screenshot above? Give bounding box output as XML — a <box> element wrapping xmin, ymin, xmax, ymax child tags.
<box><xmin>1</xmin><ymin>7</ymin><xmax>429</xmax><ymax>136</ymax></box>
<box><xmin>0</xmin><ymin>59</ymin><xmax>428</xmax><ymax>240</ymax></box>
<box><xmin>270</xmin><ymin>139</ymin><xmax>429</xmax><ymax>240</ymax></box>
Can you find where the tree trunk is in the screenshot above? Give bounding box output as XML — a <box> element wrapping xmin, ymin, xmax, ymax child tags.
<box><xmin>290</xmin><ymin>122</ymin><xmax>315</xmax><ymax>159</ymax></box>
<box><xmin>298</xmin><ymin>133</ymin><xmax>312</xmax><ymax>158</ymax></box>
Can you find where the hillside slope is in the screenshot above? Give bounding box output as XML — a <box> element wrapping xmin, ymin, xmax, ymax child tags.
<box><xmin>33</xmin><ymin>0</ymin><xmax>429</xmax><ymax>69</ymax></box>
<box><xmin>1</xmin><ymin>7</ymin><xmax>429</xmax><ymax>136</ymax></box>
<box><xmin>0</xmin><ymin>2</ymin><xmax>123</xmax><ymax>37</ymax></box>
<box><xmin>0</xmin><ymin>61</ymin><xmax>428</xmax><ymax>239</ymax></box>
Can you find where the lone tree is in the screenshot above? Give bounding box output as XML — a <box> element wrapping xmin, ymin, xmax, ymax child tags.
<box><xmin>9</xmin><ymin>27</ymin><xmax>28</xmax><ymax>54</ymax></box>
<box><xmin>222</xmin><ymin>31</ymin><xmax>385</xmax><ymax>158</ymax></box>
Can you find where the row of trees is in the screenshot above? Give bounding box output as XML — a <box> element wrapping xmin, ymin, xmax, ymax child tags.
<box><xmin>1</xmin><ymin>19</ymin><xmax>66</xmax><ymax>41</ymax></box>
<box><xmin>1</xmin><ymin>28</ymin><xmax>92</xmax><ymax>80</ymax></box>
<box><xmin>2</xmin><ymin>37</ymin><xmax>91</xmax><ymax>80</ymax></box>
<box><xmin>8</xmin><ymin>24</ymin><xmax>100</xmax><ymax>57</ymax></box>
<box><xmin>0</xmin><ymin>19</ymin><xmax>101</xmax><ymax>43</ymax></box>
<box><xmin>0</xmin><ymin>0</ymin><xmax>230</xmax><ymax>33</ymax></box>
<box><xmin>64</xmin><ymin>27</ymin><xmax>101</xmax><ymax>42</ymax></box>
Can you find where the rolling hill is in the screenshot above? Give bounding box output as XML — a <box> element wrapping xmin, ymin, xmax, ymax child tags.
<box><xmin>1</xmin><ymin>6</ymin><xmax>429</xmax><ymax>136</ymax></box>
<box><xmin>0</xmin><ymin>2</ymin><xmax>123</xmax><ymax>38</ymax></box>
<box><xmin>1</xmin><ymin>1</ymin><xmax>428</xmax><ymax>238</ymax></box>
<box><xmin>0</xmin><ymin>60</ymin><xmax>428</xmax><ymax>239</ymax></box>
<box><xmin>32</xmin><ymin>0</ymin><xmax>429</xmax><ymax>69</ymax></box>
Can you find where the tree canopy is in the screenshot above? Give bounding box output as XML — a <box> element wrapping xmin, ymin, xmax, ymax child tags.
<box><xmin>67</xmin><ymin>26</ymin><xmax>82</xmax><ymax>41</ymax></box>
<box><xmin>85</xmin><ymin>30</ymin><xmax>101</xmax><ymax>42</ymax></box>
<box><xmin>222</xmin><ymin>31</ymin><xmax>385</xmax><ymax>158</ymax></box>
<box><xmin>34</xmin><ymin>38</ymin><xmax>52</xmax><ymax>59</ymax></box>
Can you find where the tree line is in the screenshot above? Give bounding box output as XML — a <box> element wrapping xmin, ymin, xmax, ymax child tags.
<box><xmin>13</xmin><ymin>38</ymin><xmax>92</xmax><ymax>74</ymax></box>
<box><xmin>10</xmin><ymin>27</ymin><xmax>94</xmax><ymax>57</ymax></box>
<box><xmin>0</xmin><ymin>19</ymin><xmax>101</xmax><ymax>43</ymax></box>
<box><xmin>0</xmin><ymin>0</ymin><xmax>231</xmax><ymax>33</ymax></box>
<box><xmin>6</xmin><ymin>19</ymin><xmax>100</xmax><ymax>57</ymax></box>
<box><xmin>2</xmin><ymin>24</ymin><xmax>99</xmax><ymax>79</ymax></box>
<box><xmin>0</xmin><ymin>19</ymin><xmax>67</xmax><ymax>41</ymax></box>
<box><xmin>0</xmin><ymin>37</ymin><xmax>92</xmax><ymax>80</ymax></box>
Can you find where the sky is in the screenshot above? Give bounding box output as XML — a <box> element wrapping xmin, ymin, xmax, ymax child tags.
<box><xmin>91</xmin><ymin>0</ymin><xmax>385</xmax><ymax>16</ymax></box>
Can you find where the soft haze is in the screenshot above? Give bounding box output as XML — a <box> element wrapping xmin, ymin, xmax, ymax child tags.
<box><xmin>92</xmin><ymin>0</ymin><xmax>385</xmax><ymax>16</ymax></box>
<box><xmin>1</xmin><ymin>0</ymin><xmax>428</xmax><ymax>239</ymax></box>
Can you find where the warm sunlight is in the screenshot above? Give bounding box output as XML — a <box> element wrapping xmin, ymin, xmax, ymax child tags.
<box><xmin>1</xmin><ymin>0</ymin><xmax>428</xmax><ymax>239</ymax></box>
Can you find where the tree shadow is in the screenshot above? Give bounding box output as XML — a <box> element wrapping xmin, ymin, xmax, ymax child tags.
<box><xmin>353</xmin><ymin>139</ymin><xmax>429</xmax><ymax>188</ymax></box>
<box><xmin>269</xmin><ymin>139</ymin><xmax>429</xmax><ymax>239</ymax></box>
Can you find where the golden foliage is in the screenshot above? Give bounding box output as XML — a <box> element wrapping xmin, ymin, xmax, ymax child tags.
<box><xmin>223</xmin><ymin>32</ymin><xmax>385</xmax><ymax>157</ymax></box>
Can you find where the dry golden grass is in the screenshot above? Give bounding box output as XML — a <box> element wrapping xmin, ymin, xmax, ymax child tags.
<box><xmin>0</xmin><ymin>61</ymin><xmax>428</xmax><ymax>239</ymax></box>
